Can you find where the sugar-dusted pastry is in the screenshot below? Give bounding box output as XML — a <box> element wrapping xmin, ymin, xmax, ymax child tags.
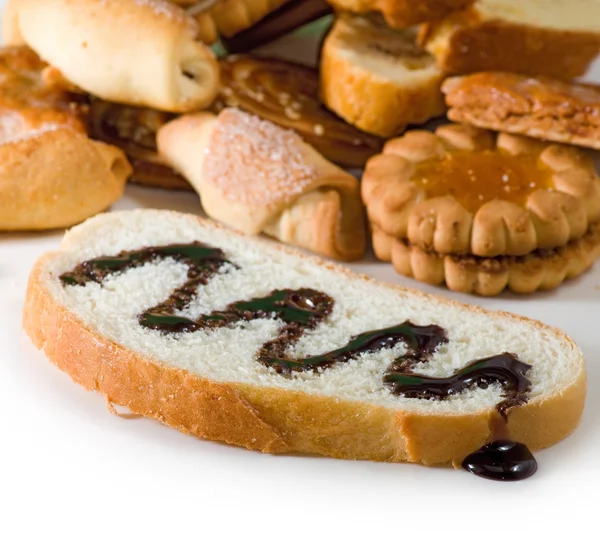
<box><xmin>362</xmin><ymin>124</ymin><xmax>600</xmax><ymax>295</ymax></box>
<box><xmin>89</xmin><ymin>99</ymin><xmax>192</xmax><ymax>191</ymax></box>
<box><xmin>171</xmin><ymin>0</ymin><xmax>220</xmax><ymax>43</ymax></box>
<box><xmin>4</xmin><ymin>0</ymin><xmax>220</xmax><ymax>113</ymax></box>
<box><xmin>419</xmin><ymin>0</ymin><xmax>600</xmax><ymax>80</ymax></box>
<box><xmin>157</xmin><ymin>108</ymin><xmax>366</xmax><ymax>261</ymax></box>
<box><xmin>325</xmin><ymin>0</ymin><xmax>474</xmax><ymax>28</ymax></box>
<box><xmin>0</xmin><ymin>46</ymin><xmax>131</xmax><ymax>231</ymax></box>
<box><xmin>444</xmin><ymin>72</ymin><xmax>600</xmax><ymax>151</ymax></box>
<box><xmin>214</xmin><ymin>55</ymin><xmax>384</xmax><ymax>168</ymax></box>
<box><xmin>320</xmin><ymin>13</ymin><xmax>446</xmax><ymax>138</ymax></box>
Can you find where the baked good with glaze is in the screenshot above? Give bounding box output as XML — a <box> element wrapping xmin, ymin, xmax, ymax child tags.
<box><xmin>4</xmin><ymin>0</ymin><xmax>220</xmax><ymax>112</ymax></box>
<box><xmin>89</xmin><ymin>99</ymin><xmax>192</xmax><ymax>191</ymax></box>
<box><xmin>374</xmin><ymin>222</ymin><xmax>600</xmax><ymax>296</ymax></box>
<box><xmin>214</xmin><ymin>55</ymin><xmax>384</xmax><ymax>169</ymax></box>
<box><xmin>320</xmin><ymin>13</ymin><xmax>446</xmax><ymax>138</ymax></box>
<box><xmin>419</xmin><ymin>0</ymin><xmax>600</xmax><ymax>80</ymax></box>
<box><xmin>325</xmin><ymin>0</ymin><xmax>474</xmax><ymax>28</ymax></box>
<box><xmin>0</xmin><ymin>46</ymin><xmax>131</xmax><ymax>230</ymax></box>
<box><xmin>444</xmin><ymin>72</ymin><xmax>600</xmax><ymax>151</ymax></box>
<box><xmin>363</xmin><ymin>125</ymin><xmax>600</xmax><ymax>258</ymax></box>
<box><xmin>157</xmin><ymin>108</ymin><xmax>366</xmax><ymax>261</ymax></box>
<box><xmin>24</xmin><ymin>209</ymin><xmax>586</xmax><ymax>468</ymax></box>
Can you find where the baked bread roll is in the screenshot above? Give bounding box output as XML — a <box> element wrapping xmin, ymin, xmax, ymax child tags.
<box><xmin>419</xmin><ymin>0</ymin><xmax>600</xmax><ymax>80</ymax></box>
<box><xmin>0</xmin><ymin>127</ymin><xmax>131</xmax><ymax>230</ymax></box>
<box><xmin>325</xmin><ymin>0</ymin><xmax>474</xmax><ymax>28</ymax></box>
<box><xmin>0</xmin><ymin>45</ymin><xmax>131</xmax><ymax>230</ymax></box>
<box><xmin>214</xmin><ymin>55</ymin><xmax>384</xmax><ymax>169</ymax></box>
<box><xmin>443</xmin><ymin>72</ymin><xmax>600</xmax><ymax>151</ymax></box>
<box><xmin>320</xmin><ymin>13</ymin><xmax>446</xmax><ymax>138</ymax></box>
<box><xmin>4</xmin><ymin>0</ymin><xmax>220</xmax><ymax>112</ymax></box>
<box><xmin>157</xmin><ymin>108</ymin><xmax>366</xmax><ymax>261</ymax></box>
<box><xmin>24</xmin><ymin>209</ymin><xmax>586</xmax><ymax>472</ymax></box>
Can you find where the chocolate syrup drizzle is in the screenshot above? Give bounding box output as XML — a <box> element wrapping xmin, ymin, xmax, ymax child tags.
<box><xmin>61</xmin><ymin>241</ymin><xmax>536</xmax><ymax>480</ymax></box>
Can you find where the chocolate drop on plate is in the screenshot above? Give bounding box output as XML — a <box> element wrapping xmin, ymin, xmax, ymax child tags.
<box><xmin>462</xmin><ymin>440</ymin><xmax>538</xmax><ymax>481</ymax></box>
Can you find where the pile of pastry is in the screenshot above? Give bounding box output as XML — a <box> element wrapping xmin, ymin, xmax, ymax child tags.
<box><xmin>3</xmin><ymin>0</ymin><xmax>600</xmax><ymax>296</ymax></box>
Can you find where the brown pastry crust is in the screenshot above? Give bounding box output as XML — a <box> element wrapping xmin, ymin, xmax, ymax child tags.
<box><xmin>326</xmin><ymin>0</ymin><xmax>474</xmax><ymax>28</ymax></box>
<box><xmin>362</xmin><ymin>124</ymin><xmax>600</xmax><ymax>257</ymax></box>
<box><xmin>171</xmin><ymin>0</ymin><xmax>220</xmax><ymax>43</ymax></box>
<box><xmin>23</xmin><ymin>214</ymin><xmax>586</xmax><ymax>466</ymax></box>
<box><xmin>209</xmin><ymin>0</ymin><xmax>289</xmax><ymax>37</ymax></box>
<box><xmin>373</xmin><ymin>221</ymin><xmax>600</xmax><ymax>296</ymax></box>
<box><xmin>444</xmin><ymin>72</ymin><xmax>600</xmax><ymax>151</ymax></box>
<box><xmin>319</xmin><ymin>13</ymin><xmax>446</xmax><ymax>138</ymax></box>
<box><xmin>214</xmin><ymin>55</ymin><xmax>384</xmax><ymax>169</ymax></box>
<box><xmin>157</xmin><ymin>109</ymin><xmax>367</xmax><ymax>261</ymax></box>
<box><xmin>89</xmin><ymin>99</ymin><xmax>192</xmax><ymax>191</ymax></box>
<box><xmin>420</xmin><ymin>9</ymin><xmax>600</xmax><ymax>81</ymax></box>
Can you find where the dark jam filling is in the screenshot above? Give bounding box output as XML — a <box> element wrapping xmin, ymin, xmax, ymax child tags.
<box><xmin>60</xmin><ymin>241</ymin><xmax>536</xmax><ymax>480</ymax></box>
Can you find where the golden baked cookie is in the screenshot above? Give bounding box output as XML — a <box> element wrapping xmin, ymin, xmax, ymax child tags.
<box><xmin>214</xmin><ymin>55</ymin><xmax>384</xmax><ymax>169</ymax></box>
<box><xmin>0</xmin><ymin>46</ymin><xmax>131</xmax><ymax>230</ymax></box>
<box><xmin>320</xmin><ymin>13</ymin><xmax>446</xmax><ymax>138</ymax></box>
<box><xmin>362</xmin><ymin>125</ymin><xmax>600</xmax><ymax>257</ymax></box>
<box><xmin>419</xmin><ymin>0</ymin><xmax>600</xmax><ymax>81</ymax></box>
<box><xmin>372</xmin><ymin>222</ymin><xmax>600</xmax><ymax>297</ymax></box>
<box><xmin>325</xmin><ymin>0</ymin><xmax>474</xmax><ymax>28</ymax></box>
<box><xmin>444</xmin><ymin>72</ymin><xmax>600</xmax><ymax>151</ymax></box>
<box><xmin>89</xmin><ymin>99</ymin><xmax>192</xmax><ymax>191</ymax></box>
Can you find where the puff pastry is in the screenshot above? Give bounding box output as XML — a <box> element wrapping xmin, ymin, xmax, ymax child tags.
<box><xmin>362</xmin><ymin>124</ymin><xmax>600</xmax><ymax>258</ymax></box>
<box><xmin>4</xmin><ymin>0</ymin><xmax>220</xmax><ymax>112</ymax></box>
<box><xmin>157</xmin><ymin>108</ymin><xmax>366</xmax><ymax>261</ymax></box>
<box><xmin>444</xmin><ymin>72</ymin><xmax>600</xmax><ymax>151</ymax></box>
<box><xmin>0</xmin><ymin>46</ymin><xmax>131</xmax><ymax>230</ymax></box>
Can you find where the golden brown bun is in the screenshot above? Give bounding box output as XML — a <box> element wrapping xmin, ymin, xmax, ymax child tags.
<box><xmin>320</xmin><ymin>13</ymin><xmax>446</xmax><ymax>138</ymax></box>
<box><xmin>23</xmin><ymin>210</ymin><xmax>586</xmax><ymax>466</ymax></box>
<box><xmin>444</xmin><ymin>72</ymin><xmax>600</xmax><ymax>150</ymax></box>
<box><xmin>214</xmin><ymin>55</ymin><xmax>384</xmax><ymax>169</ymax></box>
<box><xmin>4</xmin><ymin>0</ymin><xmax>220</xmax><ymax>112</ymax></box>
<box><xmin>420</xmin><ymin>2</ymin><xmax>600</xmax><ymax>80</ymax></box>
<box><xmin>362</xmin><ymin>124</ymin><xmax>600</xmax><ymax>257</ymax></box>
<box><xmin>326</xmin><ymin>0</ymin><xmax>474</xmax><ymax>28</ymax></box>
<box><xmin>157</xmin><ymin>109</ymin><xmax>367</xmax><ymax>261</ymax></box>
<box><xmin>373</xmin><ymin>222</ymin><xmax>600</xmax><ymax>296</ymax></box>
<box><xmin>0</xmin><ymin>127</ymin><xmax>131</xmax><ymax>230</ymax></box>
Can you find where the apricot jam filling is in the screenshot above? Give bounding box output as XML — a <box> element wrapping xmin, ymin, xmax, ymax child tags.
<box><xmin>411</xmin><ymin>150</ymin><xmax>555</xmax><ymax>213</ymax></box>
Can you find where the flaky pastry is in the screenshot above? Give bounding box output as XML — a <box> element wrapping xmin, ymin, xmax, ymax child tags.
<box><xmin>362</xmin><ymin>125</ymin><xmax>600</xmax><ymax>257</ymax></box>
<box><xmin>157</xmin><ymin>108</ymin><xmax>366</xmax><ymax>261</ymax></box>
<box><xmin>4</xmin><ymin>0</ymin><xmax>219</xmax><ymax>113</ymax></box>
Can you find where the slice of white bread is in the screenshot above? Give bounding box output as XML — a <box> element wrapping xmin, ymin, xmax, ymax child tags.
<box><xmin>420</xmin><ymin>0</ymin><xmax>600</xmax><ymax>80</ymax></box>
<box><xmin>24</xmin><ymin>209</ymin><xmax>586</xmax><ymax>466</ymax></box>
<box><xmin>320</xmin><ymin>13</ymin><xmax>446</xmax><ymax>138</ymax></box>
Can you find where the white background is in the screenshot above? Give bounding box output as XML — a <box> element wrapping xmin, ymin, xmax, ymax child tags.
<box><xmin>1</xmin><ymin>3</ymin><xmax>599</xmax><ymax>536</ymax></box>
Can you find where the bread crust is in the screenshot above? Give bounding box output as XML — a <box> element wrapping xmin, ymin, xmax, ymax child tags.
<box><xmin>4</xmin><ymin>0</ymin><xmax>219</xmax><ymax>112</ymax></box>
<box><xmin>319</xmin><ymin>13</ymin><xmax>446</xmax><ymax>138</ymax></box>
<box><xmin>0</xmin><ymin>128</ymin><xmax>131</xmax><ymax>230</ymax></box>
<box><xmin>420</xmin><ymin>10</ymin><xmax>600</xmax><ymax>80</ymax></box>
<box><xmin>362</xmin><ymin>125</ymin><xmax>600</xmax><ymax>257</ymax></box>
<box><xmin>372</xmin><ymin>221</ymin><xmax>600</xmax><ymax>296</ymax></box>
<box><xmin>444</xmin><ymin>72</ymin><xmax>600</xmax><ymax>151</ymax></box>
<box><xmin>23</xmin><ymin>213</ymin><xmax>586</xmax><ymax>466</ymax></box>
<box><xmin>157</xmin><ymin>109</ymin><xmax>367</xmax><ymax>261</ymax></box>
<box><xmin>326</xmin><ymin>0</ymin><xmax>474</xmax><ymax>28</ymax></box>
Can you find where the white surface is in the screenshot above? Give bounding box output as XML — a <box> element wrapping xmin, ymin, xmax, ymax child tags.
<box><xmin>1</xmin><ymin>5</ymin><xmax>600</xmax><ymax>537</ymax></box>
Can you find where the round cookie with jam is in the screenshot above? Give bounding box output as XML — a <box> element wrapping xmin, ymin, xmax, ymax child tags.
<box><xmin>362</xmin><ymin>124</ymin><xmax>600</xmax><ymax>295</ymax></box>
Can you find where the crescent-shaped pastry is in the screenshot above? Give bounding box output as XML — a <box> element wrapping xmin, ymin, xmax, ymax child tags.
<box><xmin>157</xmin><ymin>108</ymin><xmax>367</xmax><ymax>261</ymax></box>
<box><xmin>3</xmin><ymin>0</ymin><xmax>220</xmax><ymax>112</ymax></box>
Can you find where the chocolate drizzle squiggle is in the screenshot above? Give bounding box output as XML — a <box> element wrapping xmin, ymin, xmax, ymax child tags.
<box><xmin>60</xmin><ymin>242</ymin><xmax>531</xmax><ymax>416</ymax></box>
